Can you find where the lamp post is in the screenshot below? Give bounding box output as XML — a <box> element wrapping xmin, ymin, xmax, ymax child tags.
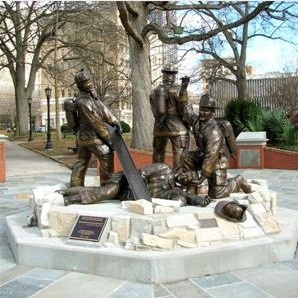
<box><xmin>27</xmin><ymin>97</ymin><xmax>33</xmax><ymax>141</ymax></box>
<box><xmin>45</xmin><ymin>86</ymin><xmax>53</xmax><ymax>149</ymax></box>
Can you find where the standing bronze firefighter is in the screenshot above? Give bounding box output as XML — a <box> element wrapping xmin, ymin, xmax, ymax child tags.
<box><xmin>69</xmin><ymin>69</ymin><xmax>122</xmax><ymax>187</ymax></box>
<box><xmin>150</xmin><ymin>66</ymin><xmax>189</xmax><ymax>170</ymax></box>
<box><xmin>175</xmin><ymin>76</ymin><xmax>252</xmax><ymax>199</ymax></box>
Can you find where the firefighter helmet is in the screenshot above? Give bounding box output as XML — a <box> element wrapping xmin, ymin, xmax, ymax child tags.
<box><xmin>199</xmin><ymin>94</ymin><xmax>218</xmax><ymax>109</ymax></box>
<box><xmin>74</xmin><ymin>69</ymin><xmax>92</xmax><ymax>85</ymax></box>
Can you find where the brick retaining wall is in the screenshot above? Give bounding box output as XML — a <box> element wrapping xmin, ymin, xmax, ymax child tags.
<box><xmin>264</xmin><ymin>147</ymin><xmax>298</xmax><ymax>170</ymax></box>
<box><xmin>113</xmin><ymin>147</ymin><xmax>297</xmax><ymax>171</ymax></box>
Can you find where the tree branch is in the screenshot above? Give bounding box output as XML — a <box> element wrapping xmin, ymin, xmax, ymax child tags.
<box><xmin>142</xmin><ymin>2</ymin><xmax>273</xmax><ymax>44</ymax></box>
<box><xmin>117</xmin><ymin>1</ymin><xmax>143</xmax><ymax>47</ymax></box>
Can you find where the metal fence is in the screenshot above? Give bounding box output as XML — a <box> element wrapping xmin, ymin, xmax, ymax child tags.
<box><xmin>210</xmin><ymin>76</ymin><xmax>298</xmax><ymax>118</ymax></box>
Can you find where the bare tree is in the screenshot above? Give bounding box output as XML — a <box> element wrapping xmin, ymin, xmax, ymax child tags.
<box><xmin>117</xmin><ymin>1</ymin><xmax>273</xmax><ymax>149</ymax></box>
<box><xmin>190</xmin><ymin>2</ymin><xmax>298</xmax><ymax>100</ymax></box>
<box><xmin>65</xmin><ymin>2</ymin><xmax>131</xmax><ymax>111</ymax></box>
<box><xmin>0</xmin><ymin>1</ymin><xmax>83</xmax><ymax>136</ymax></box>
<box><xmin>43</xmin><ymin>1</ymin><xmax>132</xmax><ymax>131</ymax></box>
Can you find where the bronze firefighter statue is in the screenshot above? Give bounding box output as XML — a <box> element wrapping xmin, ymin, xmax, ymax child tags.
<box><xmin>61</xmin><ymin>163</ymin><xmax>211</xmax><ymax>207</ymax></box>
<box><xmin>175</xmin><ymin>76</ymin><xmax>252</xmax><ymax>199</ymax></box>
<box><xmin>69</xmin><ymin>69</ymin><xmax>122</xmax><ymax>187</ymax></box>
<box><xmin>150</xmin><ymin>65</ymin><xmax>189</xmax><ymax>170</ymax></box>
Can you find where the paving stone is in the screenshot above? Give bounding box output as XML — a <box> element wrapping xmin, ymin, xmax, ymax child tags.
<box><xmin>0</xmin><ymin>265</ymin><xmax>33</xmax><ymax>286</ymax></box>
<box><xmin>0</xmin><ymin>259</ymin><xmax>16</xmax><ymax>273</ymax></box>
<box><xmin>31</xmin><ymin>272</ymin><xmax>124</xmax><ymax>298</ymax></box>
<box><xmin>233</xmin><ymin>263</ymin><xmax>298</xmax><ymax>298</ymax></box>
<box><xmin>23</xmin><ymin>268</ymin><xmax>68</xmax><ymax>280</ymax></box>
<box><xmin>162</xmin><ymin>280</ymin><xmax>212</xmax><ymax>298</ymax></box>
<box><xmin>206</xmin><ymin>281</ymin><xmax>272</xmax><ymax>298</ymax></box>
<box><xmin>107</xmin><ymin>281</ymin><xmax>154</xmax><ymax>298</ymax></box>
<box><xmin>0</xmin><ymin>245</ymin><xmax>13</xmax><ymax>259</ymax></box>
<box><xmin>0</xmin><ymin>276</ymin><xmax>54</xmax><ymax>298</ymax></box>
<box><xmin>191</xmin><ymin>272</ymin><xmax>242</xmax><ymax>288</ymax></box>
<box><xmin>281</xmin><ymin>259</ymin><xmax>298</xmax><ymax>271</ymax></box>
<box><xmin>154</xmin><ymin>284</ymin><xmax>172</xmax><ymax>297</ymax></box>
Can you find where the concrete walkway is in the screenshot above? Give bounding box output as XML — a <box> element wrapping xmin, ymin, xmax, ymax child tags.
<box><xmin>0</xmin><ymin>140</ymin><xmax>297</xmax><ymax>298</ymax></box>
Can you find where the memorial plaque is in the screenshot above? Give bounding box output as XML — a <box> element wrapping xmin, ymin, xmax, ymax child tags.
<box><xmin>69</xmin><ymin>215</ymin><xmax>109</xmax><ymax>242</ymax></box>
<box><xmin>239</xmin><ymin>149</ymin><xmax>261</xmax><ymax>167</ymax></box>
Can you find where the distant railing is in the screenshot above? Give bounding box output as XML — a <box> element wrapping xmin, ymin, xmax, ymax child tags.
<box><xmin>210</xmin><ymin>76</ymin><xmax>298</xmax><ymax>118</ymax></box>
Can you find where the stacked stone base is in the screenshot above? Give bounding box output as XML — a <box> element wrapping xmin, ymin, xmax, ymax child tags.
<box><xmin>5</xmin><ymin>207</ymin><xmax>298</xmax><ymax>283</ymax></box>
<box><xmin>26</xmin><ymin>179</ymin><xmax>280</xmax><ymax>250</ymax></box>
<box><xmin>4</xmin><ymin>178</ymin><xmax>298</xmax><ymax>283</ymax></box>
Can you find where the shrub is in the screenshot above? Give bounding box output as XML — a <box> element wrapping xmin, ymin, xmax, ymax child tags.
<box><xmin>224</xmin><ymin>98</ymin><xmax>259</xmax><ymax>136</ymax></box>
<box><xmin>263</xmin><ymin>110</ymin><xmax>297</xmax><ymax>146</ymax></box>
<box><xmin>120</xmin><ymin>120</ymin><xmax>131</xmax><ymax>133</ymax></box>
<box><xmin>61</xmin><ymin>124</ymin><xmax>73</xmax><ymax>133</ymax></box>
<box><xmin>225</xmin><ymin>98</ymin><xmax>297</xmax><ymax>148</ymax></box>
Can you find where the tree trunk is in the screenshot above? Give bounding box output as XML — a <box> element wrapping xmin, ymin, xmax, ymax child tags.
<box><xmin>15</xmin><ymin>65</ymin><xmax>28</xmax><ymax>136</ymax></box>
<box><xmin>129</xmin><ymin>37</ymin><xmax>154</xmax><ymax>150</ymax></box>
<box><xmin>235</xmin><ymin>71</ymin><xmax>249</xmax><ymax>100</ymax></box>
<box><xmin>121</xmin><ymin>2</ymin><xmax>154</xmax><ymax>150</ymax></box>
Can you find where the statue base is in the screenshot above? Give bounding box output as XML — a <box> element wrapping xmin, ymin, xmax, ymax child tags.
<box><xmin>5</xmin><ymin>206</ymin><xmax>298</xmax><ymax>284</ymax></box>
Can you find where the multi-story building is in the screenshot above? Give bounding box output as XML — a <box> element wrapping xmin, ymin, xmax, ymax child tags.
<box><xmin>0</xmin><ymin>4</ymin><xmax>179</xmax><ymax>131</ymax></box>
<box><xmin>0</xmin><ymin>68</ymin><xmax>15</xmax><ymax>129</ymax></box>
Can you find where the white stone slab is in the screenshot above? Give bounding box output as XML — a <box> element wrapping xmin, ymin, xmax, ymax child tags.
<box><xmin>166</xmin><ymin>213</ymin><xmax>198</xmax><ymax>228</ymax></box>
<box><xmin>236</xmin><ymin>131</ymin><xmax>268</xmax><ymax>145</ymax></box>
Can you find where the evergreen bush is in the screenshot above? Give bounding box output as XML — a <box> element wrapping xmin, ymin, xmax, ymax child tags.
<box><xmin>224</xmin><ymin>98</ymin><xmax>259</xmax><ymax>136</ymax></box>
<box><xmin>120</xmin><ymin>120</ymin><xmax>131</xmax><ymax>133</ymax></box>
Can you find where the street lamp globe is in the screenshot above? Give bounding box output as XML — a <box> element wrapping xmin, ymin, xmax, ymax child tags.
<box><xmin>45</xmin><ymin>86</ymin><xmax>52</xmax><ymax>98</ymax></box>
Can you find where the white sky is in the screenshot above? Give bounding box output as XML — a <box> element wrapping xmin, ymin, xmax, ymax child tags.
<box><xmin>246</xmin><ymin>38</ymin><xmax>298</xmax><ymax>74</ymax></box>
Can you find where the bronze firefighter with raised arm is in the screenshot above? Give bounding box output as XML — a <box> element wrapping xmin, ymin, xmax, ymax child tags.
<box><xmin>150</xmin><ymin>65</ymin><xmax>189</xmax><ymax>170</ymax></box>
<box><xmin>175</xmin><ymin>76</ymin><xmax>252</xmax><ymax>199</ymax></box>
<box><xmin>70</xmin><ymin>69</ymin><xmax>122</xmax><ymax>187</ymax></box>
